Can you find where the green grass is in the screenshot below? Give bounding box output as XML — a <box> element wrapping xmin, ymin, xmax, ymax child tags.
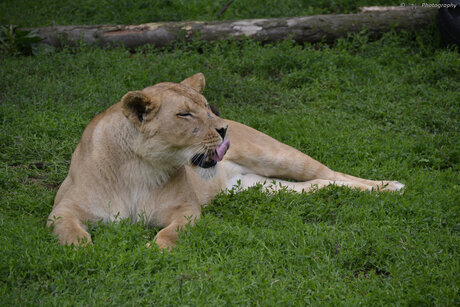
<box><xmin>2</xmin><ymin>0</ymin><xmax>428</xmax><ymax>27</ymax></box>
<box><xmin>1</xmin><ymin>1</ymin><xmax>459</xmax><ymax>305</ymax></box>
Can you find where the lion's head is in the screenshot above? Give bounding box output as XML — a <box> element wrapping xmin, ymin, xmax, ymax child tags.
<box><xmin>120</xmin><ymin>73</ymin><xmax>229</xmax><ymax>173</ymax></box>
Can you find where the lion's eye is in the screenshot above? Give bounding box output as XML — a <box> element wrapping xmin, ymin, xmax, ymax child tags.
<box><xmin>177</xmin><ymin>112</ymin><xmax>192</xmax><ymax>118</ymax></box>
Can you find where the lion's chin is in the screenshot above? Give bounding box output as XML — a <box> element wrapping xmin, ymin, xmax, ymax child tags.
<box><xmin>191</xmin><ymin>153</ymin><xmax>217</xmax><ymax>169</ymax></box>
<box><xmin>191</xmin><ymin>162</ymin><xmax>219</xmax><ymax>180</ymax></box>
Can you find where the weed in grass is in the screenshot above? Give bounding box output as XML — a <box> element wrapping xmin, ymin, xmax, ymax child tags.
<box><xmin>0</xmin><ymin>25</ymin><xmax>45</xmax><ymax>56</ymax></box>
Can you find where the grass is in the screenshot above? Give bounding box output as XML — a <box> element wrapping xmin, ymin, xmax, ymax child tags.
<box><xmin>1</xmin><ymin>1</ymin><xmax>459</xmax><ymax>306</ymax></box>
<box><xmin>1</xmin><ymin>0</ymin><xmax>429</xmax><ymax>27</ymax></box>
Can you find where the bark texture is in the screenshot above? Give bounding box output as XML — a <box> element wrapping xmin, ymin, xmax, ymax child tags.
<box><xmin>33</xmin><ymin>6</ymin><xmax>437</xmax><ymax>49</ymax></box>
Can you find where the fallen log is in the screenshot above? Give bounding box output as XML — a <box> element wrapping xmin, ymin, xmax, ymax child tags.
<box><xmin>33</xmin><ymin>6</ymin><xmax>437</xmax><ymax>49</ymax></box>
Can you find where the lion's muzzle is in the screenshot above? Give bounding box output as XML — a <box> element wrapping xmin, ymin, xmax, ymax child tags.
<box><xmin>191</xmin><ymin>139</ymin><xmax>230</xmax><ymax>168</ymax></box>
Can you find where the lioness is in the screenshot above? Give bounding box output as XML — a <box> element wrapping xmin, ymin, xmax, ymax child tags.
<box><xmin>48</xmin><ymin>73</ymin><xmax>404</xmax><ymax>249</ymax></box>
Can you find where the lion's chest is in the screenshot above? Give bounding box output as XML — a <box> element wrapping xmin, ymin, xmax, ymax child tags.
<box><xmin>97</xmin><ymin>161</ymin><xmax>177</xmax><ymax>224</ymax></box>
<box><xmin>97</xmin><ymin>162</ymin><xmax>234</xmax><ymax>226</ymax></box>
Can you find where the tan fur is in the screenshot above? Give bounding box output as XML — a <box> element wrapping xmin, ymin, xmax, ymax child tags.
<box><xmin>48</xmin><ymin>73</ymin><xmax>404</xmax><ymax>249</ymax></box>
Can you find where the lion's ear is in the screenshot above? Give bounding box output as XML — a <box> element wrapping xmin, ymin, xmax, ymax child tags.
<box><xmin>180</xmin><ymin>73</ymin><xmax>205</xmax><ymax>93</ymax></box>
<box><xmin>121</xmin><ymin>91</ymin><xmax>160</xmax><ymax>125</ymax></box>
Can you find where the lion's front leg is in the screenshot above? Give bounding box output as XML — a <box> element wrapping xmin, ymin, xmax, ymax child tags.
<box><xmin>47</xmin><ymin>206</ymin><xmax>92</xmax><ymax>246</ymax></box>
<box><xmin>224</xmin><ymin>119</ymin><xmax>404</xmax><ymax>192</ymax></box>
<box><xmin>150</xmin><ymin>206</ymin><xmax>200</xmax><ymax>249</ymax></box>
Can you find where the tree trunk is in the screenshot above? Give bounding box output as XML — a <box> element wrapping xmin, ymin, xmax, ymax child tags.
<box><xmin>33</xmin><ymin>6</ymin><xmax>437</xmax><ymax>49</ymax></box>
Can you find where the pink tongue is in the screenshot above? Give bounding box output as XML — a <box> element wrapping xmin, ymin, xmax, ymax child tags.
<box><xmin>211</xmin><ymin>139</ymin><xmax>230</xmax><ymax>162</ymax></box>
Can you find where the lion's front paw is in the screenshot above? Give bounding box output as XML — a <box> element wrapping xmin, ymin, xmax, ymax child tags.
<box><xmin>146</xmin><ymin>240</ymin><xmax>174</xmax><ymax>250</ymax></box>
<box><xmin>146</xmin><ymin>232</ymin><xmax>176</xmax><ymax>250</ymax></box>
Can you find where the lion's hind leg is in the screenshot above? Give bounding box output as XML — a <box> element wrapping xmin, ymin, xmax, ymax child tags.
<box><xmin>226</xmin><ymin>172</ymin><xmax>376</xmax><ymax>194</ymax></box>
<box><xmin>330</xmin><ymin>172</ymin><xmax>405</xmax><ymax>192</ymax></box>
<box><xmin>224</xmin><ymin>120</ymin><xmax>404</xmax><ymax>192</ymax></box>
<box><xmin>227</xmin><ymin>171</ymin><xmax>405</xmax><ymax>194</ymax></box>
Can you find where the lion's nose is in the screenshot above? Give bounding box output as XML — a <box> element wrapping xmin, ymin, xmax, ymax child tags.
<box><xmin>216</xmin><ymin>126</ymin><xmax>227</xmax><ymax>139</ymax></box>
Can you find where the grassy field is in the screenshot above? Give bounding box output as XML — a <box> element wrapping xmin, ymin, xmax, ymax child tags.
<box><xmin>1</xmin><ymin>0</ymin><xmax>429</xmax><ymax>27</ymax></box>
<box><xmin>1</xmin><ymin>1</ymin><xmax>459</xmax><ymax>306</ymax></box>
